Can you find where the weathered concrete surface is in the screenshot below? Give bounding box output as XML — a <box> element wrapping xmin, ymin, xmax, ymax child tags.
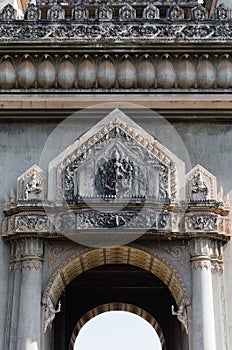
<box><xmin>0</xmin><ymin>115</ymin><xmax>232</xmax><ymax>348</ymax></box>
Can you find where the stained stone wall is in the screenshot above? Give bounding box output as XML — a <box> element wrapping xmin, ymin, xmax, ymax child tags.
<box><xmin>0</xmin><ymin>114</ymin><xmax>232</xmax><ymax>348</ymax></box>
<box><xmin>0</xmin><ymin>118</ymin><xmax>232</xmax><ymax>349</ymax></box>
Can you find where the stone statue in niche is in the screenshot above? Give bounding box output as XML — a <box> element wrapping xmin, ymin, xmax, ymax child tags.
<box><xmin>143</xmin><ymin>4</ymin><xmax>159</xmax><ymax>21</ymax></box>
<box><xmin>72</xmin><ymin>5</ymin><xmax>89</xmax><ymax>21</ymax></box>
<box><xmin>96</xmin><ymin>148</ymin><xmax>134</xmax><ymax>197</ymax></box>
<box><xmin>119</xmin><ymin>5</ymin><xmax>136</xmax><ymax>21</ymax></box>
<box><xmin>191</xmin><ymin>172</ymin><xmax>208</xmax><ymax>200</ymax></box>
<box><xmin>97</xmin><ymin>5</ymin><xmax>112</xmax><ymax>21</ymax></box>
<box><xmin>25</xmin><ymin>172</ymin><xmax>43</xmax><ymax>200</ymax></box>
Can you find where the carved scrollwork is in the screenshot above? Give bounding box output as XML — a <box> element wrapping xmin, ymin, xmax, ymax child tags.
<box><xmin>15</xmin><ymin>215</ymin><xmax>49</xmax><ymax>232</ymax></box>
<box><xmin>62</xmin><ymin>122</ymin><xmax>173</xmax><ymax>203</ymax></box>
<box><xmin>17</xmin><ymin>164</ymin><xmax>47</xmax><ymax>201</ymax></box>
<box><xmin>0</xmin><ymin>22</ymin><xmax>231</xmax><ymax>43</ymax></box>
<box><xmin>186</xmin><ymin>215</ymin><xmax>217</xmax><ymax>232</ymax></box>
<box><xmin>58</xmin><ymin>211</ymin><xmax>170</xmax><ymax>230</ymax></box>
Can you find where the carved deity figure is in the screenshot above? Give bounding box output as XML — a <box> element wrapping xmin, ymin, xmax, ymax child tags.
<box><xmin>119</xmin><ymin>5</ymin><xmax>135</xmax><ymax>21</ymax></box>
<box><xmin>96</xmin><ymin>149</ymin><xmax>134</xmax><ymax>197</ymax></box>
<box><xmin>191</xmin><ymin>172</ymin><xmax>208</xmax><ymax>200</ymax></box>
<box><xmin>25</xmin><ymin>172</ymin><xmax>42</xmax><ymax>200</ymax></box>
<box><xmin>44</xmin><ymin>299</ymin><xmax>61</xmax><ymax>333</ymax></box>
<box><xmin>171</xmin><ymin>304</ymin><xmax>188</xmax><ymax>334</ymax></box>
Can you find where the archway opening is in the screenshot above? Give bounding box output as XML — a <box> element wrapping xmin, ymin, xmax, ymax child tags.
<box><xmin>73</xmin><ymin>311</ymin><xmax>162</xmax><ymax>350</ymax></box>
<box><xmin>53</xmin><ymin>264</ymin><xmax>188</xmax><ymax>350</ymax></box>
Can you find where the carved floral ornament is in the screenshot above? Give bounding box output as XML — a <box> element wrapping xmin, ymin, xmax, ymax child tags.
<box><xmin>0</xmin><ymin>3</ymin><xmax>231</xmax><ymax>42</ymax></box>
<box><xmin>1</xmin><ymin>108</ymin><xmax>231</xmax><ymax>240</ymax></box>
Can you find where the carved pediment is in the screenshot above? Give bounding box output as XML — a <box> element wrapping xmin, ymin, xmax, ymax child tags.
<box><xmin>48</xmin><ymin>108</ymin><xmax>185</xmax><ymax>204</ymax></box>
<box><xmin>186</xmin><ymin>164</ymin><xmax>217</xmax><ymax>201</ymax></box>
<box><xmin>17</xmin><ymin>164</ymin><xmax>47</xmax><ymax>201</ymax></box>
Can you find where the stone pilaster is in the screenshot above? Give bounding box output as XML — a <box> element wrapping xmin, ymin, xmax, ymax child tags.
<box><xmin>5</xmin><ymin>241</ymin><xmax>23</xmax><ymax>350</ymax></box>
<box><xmin>190</xmin><ymin>239</ymin><xmax>216</xmax><ymax>350</ymax></box>
<box><xmin>17</xmin><ymin>238</ymin><xmax>43</xmax><ymax>350</ymax></box>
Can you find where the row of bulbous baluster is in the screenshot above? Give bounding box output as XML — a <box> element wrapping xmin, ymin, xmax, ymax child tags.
<box><xmin>1</xmin><ymin>53</ymin><xmax>232</xmax><ymax>90</ymax></box>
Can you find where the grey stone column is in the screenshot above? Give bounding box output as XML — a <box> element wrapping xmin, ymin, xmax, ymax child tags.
<box><xmin>4</xmin><ymin>241</ymin><xmax>22</xmax><ymax>350</ymax></box>
<box><xmin>17</xmin><ymin>238</ymin><xmax>43</xmax><ymax>350</ymax></box>
<box><xmin>190</xmin><ymin>239</ymin><xmax>216</xmax><ymax>350</ymax></box>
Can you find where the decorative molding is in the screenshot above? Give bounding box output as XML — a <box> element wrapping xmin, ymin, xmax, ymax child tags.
<box><xmin>57</xmin><ymin>211</ymin><xmax>171</xmax><ymax>230</ymax></box>
<box><xmin>42</xmin><ymin>245</ymin><xmax>191</xmax><ymax>313</ymax></box>
<box><xmin>191</xmin><ymin>260</ymin><xmax>211</xmax><ymax>270</ymax></box>
<box><xmin>9</xmin><ymin>238</ymin><xmax>43</xmax><ymax>271</ymax></box>
<box><xmin>2</xmin><ymin>54</ymin><xmax>232</xmax><ymax>91</ymax></box>
<box><xmin>190</xmin><ymin>239</ymin><xmax>212</xmax><ymax>257</ymax></box>
<box><xmin>190</xmin><ymin>239</ymin><xmax>224</xmax><ymax>272</ymax></box>
<box><xmin>1</xmin><ymin>20</ymin><xmax>232</xmax><ymax>44</ymax></box>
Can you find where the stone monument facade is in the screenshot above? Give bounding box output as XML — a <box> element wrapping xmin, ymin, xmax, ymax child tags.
<box><xmin>0</xmin><ymin>0</ymin><xmax>232</xmax><ymax>349</ymax></box>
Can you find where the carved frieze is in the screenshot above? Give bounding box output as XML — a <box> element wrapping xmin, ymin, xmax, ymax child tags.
<box><xmin>1</xmin><ymin>14</ymin><xmax>232</xmax><ymax>44</ymax></box>
<box><xmin>15</xmin><ymin>215</ymin><xmax>49</xmax><ymax>232</ymax></box>
<box><xmin>57</xmin><ymin>210</ymin><xmax>171</xmax><ymax>230</ymax></box>
<box><xmin>185</xmin><ymin>215</ymin><xmax>217</xmax><ymax>232</ymax></box>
